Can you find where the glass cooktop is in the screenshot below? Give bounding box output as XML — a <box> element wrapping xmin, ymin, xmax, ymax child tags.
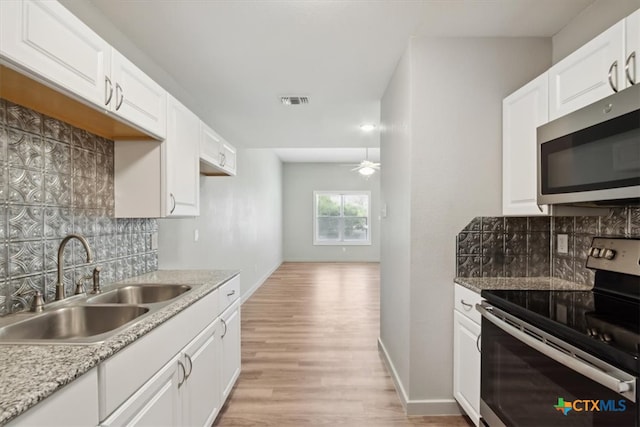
<box><xmin>481</xmin><ymin>288</ymin><xmax>640</xmax><ymax>375</ymax></box>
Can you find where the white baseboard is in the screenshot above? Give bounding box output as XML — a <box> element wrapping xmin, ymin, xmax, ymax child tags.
<box><xmin>378</xmin><ymin>338</ymin><xmax>461</xmax><ymax>417</ymax></box>
<box><xmin>242</xmin><ymin>260</ymin><xmax>282</xmax><ymax>304</ymax></box>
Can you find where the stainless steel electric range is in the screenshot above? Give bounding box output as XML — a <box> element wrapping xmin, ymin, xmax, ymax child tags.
<box><xmin>477</xmin><ymin>237</ymin><xmax>639</xmax><ymax>427</ymax></box>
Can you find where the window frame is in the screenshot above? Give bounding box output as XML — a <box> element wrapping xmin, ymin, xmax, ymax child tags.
<box><xmin>313</xmin><ymin>190</ymin><xmax>372</xmax><ymax>246</ymax></box>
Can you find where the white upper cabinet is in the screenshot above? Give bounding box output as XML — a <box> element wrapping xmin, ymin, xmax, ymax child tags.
<box><xmin>165</xmin><ymin>94</ymin><xmax>200</xmax><ymax>217</ymax></box>
<box><xmin>114</xmin><ymin>95</ymin><xmax>199</xmax><ymax>218</ymax></box>
<box><xmin>200</xmin><ymin>122</ymin><xmax>237</xmax><ymax>176</ymax></box>
<box><xmin>109</xmin><ymin>50</ymin><xmax>166</xmax><ymax>139</ymax></box>
<box><xmin>0</xmin><ymin>0</ymin><xmax>166</xmax><ymax>140</ymax></box>
<box><xmin>625</xmin><ymin>9</ymin><xmax>640</xmax><ymax>87</ymax></box>
<box><xmin>549</xmin><ymin>20</ymin><xmax>625</xmax><ymax>121</ymax></box>
<box><xmin>548</xmin><ymin>8</ymin><xmax>640</xmax><ymax>121</ymax></box>
<box><xmin>0</xmin><ymin>0</ymin><xmax>111</xmax><ymax>107</ymax></box>
<box><xmin>502</xmin><ymin>73</ymin><xmax>549</xmax><ymax>216</ymax></box>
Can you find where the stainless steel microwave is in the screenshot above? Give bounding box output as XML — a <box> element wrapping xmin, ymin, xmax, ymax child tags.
<box><xmin>537</xmin><ymin>84</ymin><xmax>640</xmax><ymax>206</ymax></box>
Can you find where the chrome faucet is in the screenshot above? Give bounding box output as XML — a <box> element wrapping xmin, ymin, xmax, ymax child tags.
<box><xmin>56</xmin><ymin>234</ymin><xmax>93</xmax><ymax>301</ymax></box>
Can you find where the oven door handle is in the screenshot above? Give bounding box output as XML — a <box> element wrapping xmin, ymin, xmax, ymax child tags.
<box><xmin>477</xmin><ymin>302</ymin><xmax>636</xmax><ymax>402</ymax></box>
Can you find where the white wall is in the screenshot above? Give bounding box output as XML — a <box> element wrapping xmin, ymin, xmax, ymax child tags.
<box><xmin>282</xmin><ymin>163</ymin><xmax>380</xmax><ymax>262</ymax></box>
<box><xmin>379</xmin><ymin>46</ymin><xmax>412</xmax><ymax>404</ymax></box>
<box><xmin>379</xmin><ymin>36</ymin><xmax>551</xmax><ymax>414</ymax></box>
<box><xmin>552</xmin><ymin>0</ymin><xmax>640</xmax><ymax>63</ymax></box>
<box><xmin>158</xmin><ymin>149</ymin><xmax>283</xmax><ymax>298</ymax></box>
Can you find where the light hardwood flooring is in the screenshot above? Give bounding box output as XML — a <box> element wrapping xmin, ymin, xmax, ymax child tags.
<box><xmin>213</xmin><ymin>262</ymin><xmax>472</xmax><ymax>427</ymax></box>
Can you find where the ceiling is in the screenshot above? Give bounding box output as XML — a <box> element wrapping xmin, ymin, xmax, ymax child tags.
<box><xmin>85</xmin><ymin>0</ymin><xmax>594</xmax><ymax>162</ymax></box>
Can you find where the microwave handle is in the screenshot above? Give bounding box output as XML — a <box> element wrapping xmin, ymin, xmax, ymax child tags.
<box><xmin>476</xmin><ymin>302</ymin><xmax>636</xmax><ymax>402</ymax></box>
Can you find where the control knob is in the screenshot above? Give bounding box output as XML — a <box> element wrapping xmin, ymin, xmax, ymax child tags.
<box><xmin>589</xmin><ymin>247</ymin><xmax>601</xmax><ymax>258</ymax></box>
<box><xmin>601</xmin><ymin>333</ymin><xmax>613</xmax><ymax>343</ymax></box>
<box><xmin>602</xmin><ymin>249</ymin><xmax>616</xmax><ymax>260</ymax></box>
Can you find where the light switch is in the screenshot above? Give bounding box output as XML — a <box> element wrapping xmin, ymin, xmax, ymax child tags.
<box><xmin>150</xmin><ymin>232</ymin><xmax>158</xmax><ymax>250</ymax></box>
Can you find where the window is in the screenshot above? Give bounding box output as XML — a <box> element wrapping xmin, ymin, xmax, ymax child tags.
<box><xmin>313</xmin><ymin>191</ymin><xmax>371</xmax><ymax>245</ymax></box>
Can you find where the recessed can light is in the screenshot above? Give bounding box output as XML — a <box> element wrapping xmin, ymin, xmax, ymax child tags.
<box><xmin>360</xmin><ymin>124</ymin><xmax>376</xmax><ymax>132</ymax></box>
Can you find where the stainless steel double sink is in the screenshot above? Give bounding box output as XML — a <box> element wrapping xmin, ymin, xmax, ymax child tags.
<box><xmin>0</xmin><ymin>284</ymin><xmax>193</xmax><ymax>344</ymax></box>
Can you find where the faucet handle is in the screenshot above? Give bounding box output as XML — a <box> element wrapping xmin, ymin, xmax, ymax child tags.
<box><xmin>91</xmin><ymin>266</ymin><xmax>102</xmax><ymax>294</ymax></box>
<box><xmin>74</xmin><ymin>275</ymin><xmax>90</xmax><ymax>295</ymax></box>
<box><xmin>30</xmin><ymin>291</ymin><xmax>45</xmax><ymax>313</ymax></box>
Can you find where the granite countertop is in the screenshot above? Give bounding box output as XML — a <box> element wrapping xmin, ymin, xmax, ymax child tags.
<box><xmin>454</xmin><ymin>276</ymin><xmax>593</xmax><ymax>294</ymax></box>
<box><xmin>0</xmin><ymin>269</ymin><xmax>239</xmax><ymax>425</ymax></box>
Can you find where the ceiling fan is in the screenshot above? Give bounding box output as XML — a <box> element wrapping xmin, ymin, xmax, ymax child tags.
<box><xmin>351</xmin><ymin>148</ymin><xmax>380</xmax><ymax>177</ymax></box>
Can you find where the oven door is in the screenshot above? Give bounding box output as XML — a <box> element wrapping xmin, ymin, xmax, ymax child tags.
<box><xmin>477</xmin><ymin>302</ymin><xmax>638</xmax><ymax>427</ymax></box>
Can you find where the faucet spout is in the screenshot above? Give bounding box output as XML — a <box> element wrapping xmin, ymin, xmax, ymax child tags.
<box><xmin>56</xmin><ymin>234</ymin><xmax>93</xmax><ymax>301</ymax></box>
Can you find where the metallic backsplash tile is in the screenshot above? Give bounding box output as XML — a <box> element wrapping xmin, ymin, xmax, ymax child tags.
<box><xmin>0</xmin><ymin>99</ymin><xmax>158</xmax><ymax>315</ymax></box>
<box><xmin>457</xmin><ymin>211</ymin><xmax>637</xmax><ymax>284</ymax></box>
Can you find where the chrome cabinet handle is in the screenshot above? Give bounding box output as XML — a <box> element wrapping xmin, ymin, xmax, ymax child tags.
<box><xmin>177</xmin><ymin>360</ymin><xmax>186</xmax><ymax>388</ymax></box>
<box><xmin>221</xmin><ymin>318</ymin><xmax>228</xmax><ymax>339</ymax></box>
<box><xmin>476</xmin><ymin>334</ymin><xmax>481</xmax><ymax>353</ymax></box>
<box><xmin>220</xmin><ymin>152</ymin><xmax>226</xmax><ymax>167</ymax></box>
<box><xmin>170</xmin><ymin>193</ymin><xmax>176</xmax><ymax>214</ymax></box>
<box><xmin>477</xmin><ymin>302</ymin><xmax>637</xmax><ymax>401</ymax></box>
<box><xmin>625</xmin><ymin>51</ymin><xmax>636</xmax><ymax>85</ymax></box>
<box><xmin>608</xmin><ymin>60</ymin><xmax>618</xmax><ymax>92</ymax></box>
<box><xmin>185</xmin><ymin>354</ymin><xmax>193</xmax><ymax>380</ymax></box>
<box><xmin>227</xmin><ymin>290</ymin><xmax>236</xmax><ymax>297</ymax></box>
<box><xmin>115</xmin><ymin>83</ymin><xmax>124</xmax><ymax>110</ymax></box>
<box><xmin>104</xmin><ymin>76</ymin><xmax>113</xmax><ymax>106</ymax></box>
<box><xmin>460</xmin><ymin>299</ymin><xmax>473</xmax><ymax>311</ymax></box>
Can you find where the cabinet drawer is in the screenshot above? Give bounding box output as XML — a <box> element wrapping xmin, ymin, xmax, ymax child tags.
<box><xmin>454</xmin><ymin>284</ymin><xmax>482</xmax><ymax>324</ymax></box>
<box><xmin>218</xmin><ymin>275</ymin><xmax>240</xmax><ymax>313</ymax></box>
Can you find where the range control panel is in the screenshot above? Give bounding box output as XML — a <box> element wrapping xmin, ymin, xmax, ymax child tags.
<box><xmin>586</xmin><ymin>237</ymin><xmax>640</xmax><ymax>276</ymax></box>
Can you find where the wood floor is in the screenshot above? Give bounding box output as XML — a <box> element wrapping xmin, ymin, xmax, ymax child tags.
<box><xmin>213</xmin><ymin>262</ymin><xmax>472</xmax><ymax>427</ymax></box>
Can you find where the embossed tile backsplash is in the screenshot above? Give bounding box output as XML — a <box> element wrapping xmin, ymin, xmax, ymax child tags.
<box><xmin>0</xmin><ymin>99</ymin><xmax>158</xmax><ymax>315</ymax></box>
<box><xmin>456</xmin><ymin>208</ymin><xmax>640</xmax><ymax>285</ymax></box>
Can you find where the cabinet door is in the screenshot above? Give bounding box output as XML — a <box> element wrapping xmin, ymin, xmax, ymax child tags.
<box><xmin>111</xmin><ymin>50</ymin><xmax>166</xmax><ymax>139</ymax></box>
<box><xmin>101</xmin><ymin>354</ymin><xmax>182</xmax><ymax>427</ymax></box>
<box><xmin>220</xmin><ymin>303</ymin><xmax>241</xmax><ymax>401</ymax></box>
<box><xmin>200</xmin><ymin>122</ymin><xmax>223</xmax><ymax>168</ymax></box>
<box><xmin>183</xmin><ymin>321</ymin><xmax>221</xmax><ymax>427</ymax></box>
<box><xmin>549</xmin><ymin>20</ymin><xmax>624</xmax><ymax>121</ymax></box>
<box><xmin>220</xmin><ymin>142</ymin><xmax>237</xmax><ymax>176</ymax></box>
<box><xmin>0</xmin><ymin>0</ymin><xmax>111</xmax><ymax>107</ymax></box>
<box><xmin>626</xmin><ymin>9</ymin><xmax>640</xmax><ymax>87</ymax></box>
<box><xmin>165</xmin><ymin>94</ymin><xmax>200</xmax><ymax>217</ymax></box>
<box><xmin>453</xmin><ymin>310</ymin><xmax>481</xmax><ymax>427</ymax></box>
<box><xmin>502</xmin><ymin>73</ymin><xmax>549</xmax><ymax>216</ymax></box>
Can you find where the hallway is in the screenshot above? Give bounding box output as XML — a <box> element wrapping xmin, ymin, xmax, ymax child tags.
<box><xmin>214</xmin><ymin>262</ymin><xmax>471</xmax><ymax>426</ymax></box>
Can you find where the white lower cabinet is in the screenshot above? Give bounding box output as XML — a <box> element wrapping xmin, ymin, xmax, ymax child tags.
<box><xmin>220</xmin><ymin>300</ymin><xmax>241</xmax><ymax>401</ymax></box>
<box><xmin>183</xmin><ymin>320</ymin><xmax>222</xmax><ymax>427</ymax></box>
<box><xmin>99</xmin><ymin>275</ymin><xmax>241</xmax><ymax>427</ymax></box>
<box><xmin>102</xmin><ymin>321</ymin><xmax>220</xmax><ymax>427</ymax></box>
<box><xmin>453</xmin><ymin>284</ymin><xmax>482</xmax><ymax>427</ymax></box>
<box><xmin>7</xmin><ymin>369</ymin><xmax>99</xmax><ymax>427</ymax></box>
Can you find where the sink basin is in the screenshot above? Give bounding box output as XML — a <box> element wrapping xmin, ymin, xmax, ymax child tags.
<box><xmin>87</xmin><ymin>284</ymin><xmax>192</xmax><ymax>305</ymax></box>
<box><xmin>0</xmin><ymin>305</ymin><xmax>149</xmax><ymax>342</ymax></box>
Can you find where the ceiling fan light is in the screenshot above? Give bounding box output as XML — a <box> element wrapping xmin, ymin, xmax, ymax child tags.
<box><xmin>359</xmin><ymin>166</ymin><xmax>376</xmax><ymax>176</ymax></box>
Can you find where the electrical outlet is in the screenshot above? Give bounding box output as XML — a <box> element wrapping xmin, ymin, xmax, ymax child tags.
<box><xmin>194</xmin><ymin>229</ymin><xmax>199</xmax><ymax>242</ymax></box>
<box><xmin>150</xmin><ymin>232</ymin><xmax>158</xmax><ymax>250</ymax></box>
<box><xmin>557</xmin><ymin>234</ymin><xmax>569</xmax><ymax>255</ymax></box>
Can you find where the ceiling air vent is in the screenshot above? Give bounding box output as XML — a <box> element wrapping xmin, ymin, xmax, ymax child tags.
<box><xmin>280</xmin><ymin>96</ymin><xmax>309</xmax><ymax>105</ymax></box>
